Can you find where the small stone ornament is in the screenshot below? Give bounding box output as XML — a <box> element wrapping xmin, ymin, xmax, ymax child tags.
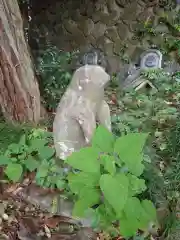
<box><xmin>140</xmin><ymin>49</ymin><xmax>163</xmax><ymax>69</ymax></box>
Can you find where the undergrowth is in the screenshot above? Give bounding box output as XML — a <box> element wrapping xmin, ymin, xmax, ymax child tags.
<box><xmin>36</xmin><ymin>44</ymin><xmax>76</xmax><ymax>111</ymax></box>
<box><xmin>111</xmin><ymin>68</ymin><xmax>180</xmax><ymax>238</ymax></box>
<box><xmin>0</xmin><ymin>122</ymin><xmax>158</xmax><ymax>239</ymax></box>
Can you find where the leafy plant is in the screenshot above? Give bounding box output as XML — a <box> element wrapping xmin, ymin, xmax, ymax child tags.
<box><xmin>112</xmin><ymin>69</ymin><xmax>179</xmax><ymax>152</ymax></box>
<box><xmin>36</xmin><ymin>45</ymin><xmax>76</xmax><ymax>110</ymax></box>
<box><xmin>0</xmin><ymin>128</ymin><xmax>55</xmax><ymax>183</ymax></box>
<box><xmin>35</xmin><ymin>158</ymin><xmax>67</xmax><ymax>189</ymax></box>
<box><xmin>64</xmin><ymin>125</ymin><xmax>157</xmax><ymax>238</ymax></box>
<box><xmin>111</xmin><ymin>68</ymin><xmax>180</xmax><ymax>238</ymax></box>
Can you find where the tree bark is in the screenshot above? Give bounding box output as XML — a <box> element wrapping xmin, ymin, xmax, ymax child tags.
<box><xmin>0</xmin><ymin>0</ymin><xmax>42</xmax><ymax>124</ymax></box>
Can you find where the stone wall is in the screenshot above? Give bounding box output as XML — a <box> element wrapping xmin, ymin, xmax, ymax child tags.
<box><xmin>31</xmin><ymin>0</ymin><xmax>176</xmax><ymax>73</ymax></box>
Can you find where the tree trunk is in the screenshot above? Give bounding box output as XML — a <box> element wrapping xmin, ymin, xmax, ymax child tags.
<box><xmin>0</xmin><ymin>0</ymin><xmax>42</xmax><ymax>124</ymax></box>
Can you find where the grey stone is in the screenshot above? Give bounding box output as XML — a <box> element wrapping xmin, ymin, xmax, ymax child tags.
<box><xmin>105</xmin><ymin>26</ymin><xmax>119</xmax><ymax>42</ymax></box>
<box><xmin>113</xmin><ymin>39</ymin><xmax>123</xmax><ymax>55</ymax></box>
<box><xmin>107</xmin><ymin>56</ymin><xmax>124</xmax><ymax>73</ymax></box>
<box><xmin>117</xmin><ymin>23</ymin><xmax>131</xmax><ymax>40</ymax></box>
<box><xmin>73</xmin><ymin>31</ymin><xmax>87</xmax><ymax>46</ymax></box>
<box><xmin>131</xmin><ymin>46</ymin><xmax>144</xmax><ymax>63</ymax></box>
<box><xmin>151</xmin><ymin>35</ymin><xmax>165</xmax><ymax>48</ymax></box>
<box><xmin>95</xmin><ymin>1</ymin><xmax>109</xmax><ymax>13</ymax></box>
<box><xmin>104</xmin><ymin>41</ymin><xmax>114</xmax><ymax>56</ymax></box>
<box><xmin>129</xmin><ymin>37</ymin><xmax>140</xmax><ymax>46</ymax></box>
<box><xmin>64</xmin><ymin>19</ymin><xmax>79</xmax><ymax>34</ymax></box>
<box><xmin>92</xmin><ymin>22</ymin><xmax>107</xmax><ymax>39</ymax></box>
<box><xmin>155</xmin><ymin>24</ymin><xmax>170</xmax><ymax>34</ymax></box>
<box><xmin>137</xmin><ymin>8</ymin><xmax>155</xmax><ymax>22</ymax></box>
<box><xmin>98</xmin><ymin>12</ymin><xmax>113</xmax><ymax>25</ymax></box>
<box><xmin>92</xmin><ymin>12</ymin><xmax>101</xmax><ymax>23</ymax></box>
<box><xmin>106</xmin><ymin>0</ymin><xmax>123</xmax><ymax>20</ymax></box>
<box><xmin>78</xmin><ymin>18</ymin><xmax>94</xmax><ymax>36</ymax></box>
<box><xmin>128</xmin><ymin>21</ymin><xmax>140</xmax><ymax>32</ymax></box>
<box><xmin>115</xmin><ymin>0</ymin><xmax>133</xmax><ymax>8</ymax></box>
<box><xmin>96</xmin><ymin>36</ymin><xmax>106</xmax><ymax>50</ymax></box>
<box><xmin>107</xmin><ymin>0</ymin><xmax>123</xmax><ymax>13</ymax></box>
<box><xmin>71</xmin><ymin>9</ymin><xmax>83</xmax><ymax>22</ymax></box>
<box><xmin>122</xmin><ymin>2</ymin><xmax>142</xmax><ymax>21</ymax></box>
<box><xmin>87</xmin><ymin>35</ymin><xmax>97</xmax><ymax>47</ymax></box>
<box><xmin>125</xmin><ymin>44</ymin><xmax>137</xmax><ymax>58</ymax></box>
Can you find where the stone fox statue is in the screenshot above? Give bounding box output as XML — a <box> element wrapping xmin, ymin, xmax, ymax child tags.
<box><xmin>53</xmin><ymin>65</ymin><xmax>111</xmax><ymax>160</ymax></box>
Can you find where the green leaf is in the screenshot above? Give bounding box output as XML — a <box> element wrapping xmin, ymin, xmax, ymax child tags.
<box><xmin>92</xmin><ymin>125</ymin><xmax>115</xmax><ymax>153</ymax></box>
<box><xmin>104</xmin><ymin>200</ymin><xmax>118</xmax><ymax>221</ymax></box>
<box><xmin>114</xmin><ymin>133</ymin><xmax>148</xmax><ymax>176</ymax></box>
<box><xmin>141</xmin><ymin>200</ymin><xmax>156</xmax><ymax>219</ymax></box>
<box><xmin>138</xmin><ymin>200</ymin><xmax>157</xmax><ymax>230</ymax></box>
<box><xmin>124</xmin><ymin>197</ymin><xmax>142</xmax><ymax>220</ymax></box>
<box><xmin>35</xmin><ymin>160</ymin><xmax>49</xmax><ymax>178</ymax></box>
<box><xmin>119</xmin><ymin>217</ymin><xmax>138</xmax><ymax>237</ymax></box>
<box><xmin>73</xmin><ymin>188</ymin><xmax>100</xmax><ymax>217</ymax></box>
<box><xmin>66</xmin><ymin>147</ymin><xmax>100</xmax><ymax>174</ymax></box>
<box><xmin>11</xmin><ymin>157</ymin><xmax>18</xmax><ymax>162</ymax></box>
<box><xmin>19</xmin><ymin>134</ymin><xmax>26</xmax><ymax>145</ymax></box>
<box><xmin>127</xmin><ymin>174</ymin><xmax>147</xmax><ymax>196</ymax></box>
<box><xmin>100</xmin><ymin>173</ymin><xmax>129</xmax><ymax>215</ymax></box>
<box><xmin>0</xmin><ymin>155</ymin><xmax>11</xmax><ymax>166</ymax></box>
<box><xmin>56</xmin><ymin>179</ymin><xmax>66</xmax><ymax>189</ymax></box>
<box><xmin>5</xmin><ymin>163</ymin><xmax>23</xmax><ymax>182</ymax></box>
<box><xmin>100</xmin><ymin>155</ymin><xmax>116</xmax><ymax>175</ymax></box>
<box><xmin>83</xmin><ymin>208</ymin><xmax>99</xmax><ymax>228</ymax></box>
<box><xmin>38</xmin><ymin>146</ymin><xmax>55</xmax><ymax>160</ymax></box>
<box><xmin>25</xmin><ymin>156</ymin><xmax>39</xmax><ymax>172</ymax></box>
<box><xmin>67</xmin><ymin>172</ymin><xmax>85</xmax><ymax>194</ymax></box>
<box><xmin>8</xmin><ymin>143</ymin><xmax>21</xmax><ymax>154</ymax></box>
<box><xmin>29</xmin><ymin>139</ymin><xmax>48</xmax><ymax>152</ymax></box>
<box><xmin>67</xmin><ymin>172</ymin><xmax>100</xmax><ymax>194</ymax></box>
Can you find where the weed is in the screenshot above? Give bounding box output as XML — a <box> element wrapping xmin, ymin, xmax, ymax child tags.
<box><xmin>65</xmin><ymin>125</ymin><xmax>157</xmax><ymax>238</ymax></box>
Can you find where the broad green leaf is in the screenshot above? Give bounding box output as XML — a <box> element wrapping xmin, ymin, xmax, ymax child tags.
<box><xmin>79</xmin><ymin>187</ymin><xmax>100</xmax><ymax>203</ymax></box>
<box><xmin>104</xmin><ymin>200</ymin><xmax>118</xmax><ymax>221</ymax></box>
<box><xmin>29</xmin><ymin>139</ymin><xmax>48</xmax><ymax>152</ymax></box>
<box><xmin>18</xmin><ymin>152</ymin><xmax>27</xmax><ymax>161</ymax></box>
<box><xmin>92</xmin><ymin>125</ymin><xmax>115</xmax><ymax>153</ymax></box>
<box><xmin>83</xmin><ymin>208</ymin><xmax>99</xmax><ymax>228</ymax></box>
<box><xmin>8</xmin><ymin>143</ymin><xmax>20</xmax><ymax>154</ymax></box>
<box><xmin>5</xmin><ymin>163</ymin><xmax>23</xmax><ymax>182</ymax></box>
<box><xmin>38</xmin><ymin>146</ymin><xmax>55</xmax><ymax>160</ymax></box>
<box><xmin>114</xmin><ymin>133</ymin><xmax>148</xmax><ymax>176</ymax></box>
<box><xmin>127</xmin><ymin>174</ymin><xmax>147</xmax><ymax>196</ymax></box>
<box><xmin>67</xmin><ymin>172</ymin><xmax>100</xmax><ymax>194</ymax></box>
<box><xmin>0</xmin><ymin>155</ymin><xmax>11</xmax><ymax>165</ymax></box>
<box><xmin>10</xmin><ymin>157</ymin><xmax>18</xmax><ymax>163</ymax></box>
<box><xmin>56</xmin><ymin>179</ymin><xmax>66</xmax><ymax>189</ymax></box>
<box><xmin>19</xmin><ymin>134</ymin><xmax>26</xmax><ymax>145</ymax></box>
<box><xmin>138</xmin><ymin>200</ymin><xmax>157</xmax><ymax>230</ymax></box>
<box><xmin>66</xmin><ymin>147</ymin><xmax>100</xmax><ymax>174</ymax></box>
<box><xmin>119</xmin><ymin>217</ymin><xmax>138</xmax><ymax>237</ymax></box>
<box><xmin>141</xmin><ymin>200</ymin><xmax>157</xmax><ymax>221</ymax></box>
<box><xmin>141</xmin><ymin>200</ymin><xmax>157</xmax><ymax>219</ymax></box>
<box><xmin>114</xmin><ymin>133</ymin><xmax>148</xmax><ymax>161</ymax></box>
<box><xmin>25</xmin><ymin>156</ymin><xmax>39</xmax><ymax>172</ymax></box>
<box><xmin>123</xmin><ymin>197</ymin><xmax>142</xmax><ymax>220</ymax></box>
<box><xmin>67</xmin><ymin>172</ymin><xmax>85</xmax><ymax>194</ymax></box>
<box><xmin>72</xmin><ymin>188</ymin><xmax>100</xmax><ymax>217</ymax></box>
<box><xmin>35</xmin><ymin>160</ymin><xmax>49</xmax><ymax>178</ymax></box>
<box><xmin>100</xmin><ymin>155</ymin><xmax>116</xmax><ymax>175</ymax></box>
<box><xmin>100</xmin><ymin>174</ymin><xmax>128</xmax><ymax>215</ymax></box>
